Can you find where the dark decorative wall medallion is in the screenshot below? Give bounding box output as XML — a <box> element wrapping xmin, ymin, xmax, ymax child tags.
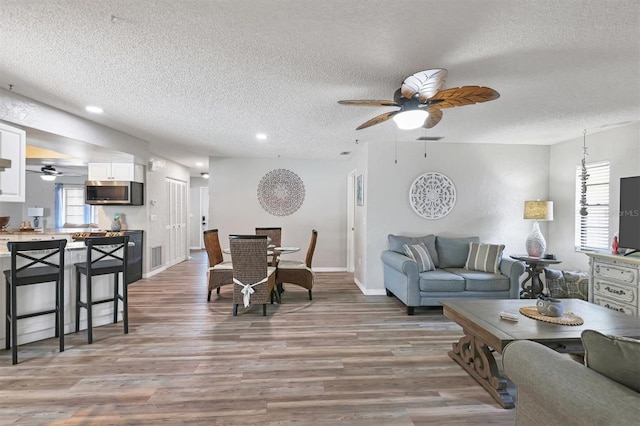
<box><xmin>257</xmin><ymin>169</ymin><xmax>305</xmax><ymax>216</ymax></box>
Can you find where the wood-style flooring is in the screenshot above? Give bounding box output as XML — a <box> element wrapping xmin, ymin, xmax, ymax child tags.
<box><xmin>0</xmin><ymin>251</ymin><xmax>515</xmax><ymax>425</ymax></box>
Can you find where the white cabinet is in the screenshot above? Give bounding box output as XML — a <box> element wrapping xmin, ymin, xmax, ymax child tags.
<box><xmin>0</xmin><ymin>122</ymin><xmax>26</xmax><ymax>202</ymax></box>
<box><xmin>587</xmin><ymin>252</ymin><xmax>640</xmax><ymax>316</ymax></box>
<box><xmin>88</xmin><ymin>162</ymin><xmax>144</xmax><ymax>182</ymax></box>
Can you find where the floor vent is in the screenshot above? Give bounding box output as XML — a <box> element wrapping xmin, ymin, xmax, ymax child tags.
<box><xmin>151</xmin><ymin>246</ymin><xmax>162</xmax><ymax>269</ymax></box>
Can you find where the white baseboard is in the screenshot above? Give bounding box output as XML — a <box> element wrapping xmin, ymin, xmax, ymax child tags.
<box><xmin>143</xmin><ymin>266</ymin><xmax>167</xmax><ymax>279</ymax></box>
<box><xmin>353</xmin><ymin>276</ymin><xmax>387</xmax><ymax>296</ymax></box>
<box><xmin>313</xmin><ymin>267</ymin><xmax>347</xmax><ymax>272</ymax></box>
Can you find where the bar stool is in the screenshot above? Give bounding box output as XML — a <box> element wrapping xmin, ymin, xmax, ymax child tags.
<box><xmin>3</xmin><ymin>239</ymin><xmax>67</xmax><ymax>365</ymax></box>
<box><xmin>74</xmin><ymin>235</ymin><xmax>129</xmax><ymax>344</ymax></box>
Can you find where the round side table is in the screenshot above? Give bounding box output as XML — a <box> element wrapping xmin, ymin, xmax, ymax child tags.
<box><xmin>510</xmin><ymin>255</ymin><xmax>562</xmax><ymax>299</ymax></box>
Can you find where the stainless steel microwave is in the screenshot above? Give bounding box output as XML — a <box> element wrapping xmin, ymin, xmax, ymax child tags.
<box><xmin>85</xmin><ymin>181</ymin><xmax>144</xmax><ymax>205</ymax></box>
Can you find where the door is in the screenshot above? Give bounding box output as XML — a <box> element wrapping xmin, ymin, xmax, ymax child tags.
<box><xmin>347</xmin><ymin>170</ymin><xmax>356</xmax><ymax>272</ymax></box>
<box><xmin>188</xmin><ymin>186</ymin><xmax>209</xmax><ymax>250</ymax></box>
<box><xmin>166</xmin><ymin>177</ymin><xmax>188</xmax><ymax>267</ymax></box>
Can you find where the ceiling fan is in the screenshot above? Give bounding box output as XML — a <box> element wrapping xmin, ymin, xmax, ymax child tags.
<box><xmin>338</xmin><ymin>68</ymin><xmax>499</xmax><ymax>130</ymax></box>
<box><xmin>27</xmin><ymin>165</ymin><xmax>80</xmax><ymax>181</ymax></box>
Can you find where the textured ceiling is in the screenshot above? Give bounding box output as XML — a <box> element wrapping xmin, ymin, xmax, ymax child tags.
<box><xmin>0</xmin><ymin>0</ymin><xmax>638</xmax><ymax>175</ymax></box>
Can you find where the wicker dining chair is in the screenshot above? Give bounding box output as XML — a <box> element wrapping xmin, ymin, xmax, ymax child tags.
<box><xmin>203</xmin><ymin>229</ymin><xmax>233</xmax><ymax>301</ymax></box>
<box><xmin>255</xmin><ymin>227</ymin><xmax>282</xmax><ymax>247</ymax></box>
<box><xmin>276</xmin><ymin>229</ymin><xmax>318</xmax><ymax>300</ymax></box>
<box><xmin>229</xmin><ymin>235</ymin><xmax>276</xmax><ymax>316</ymax></box>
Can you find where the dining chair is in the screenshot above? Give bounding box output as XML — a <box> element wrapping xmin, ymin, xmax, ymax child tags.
<box><xmin>74</xmin><ymin>235</ymin><xmax>129</xmax><ymax>344</ymax></box>
<box><xmin>255</xmin><ymin>227</ymin><xmax>282</xmax><ymax>247</ymax></box>
<box><xmin>4</xmin><ymin>239</ymin><xmax>67</xmax><ymax>364</ymax></box>
<box><xmin>229</xmin><ymin>235</ymin><xmax>276</xmax><ymax>316</ymax></box>
<box><xmin>276</xmin><ymin>229</ymin><xmax>318</xmax><ymax>300</ymax></box>
<box><xmin>203</xmin><ymin>229</ymin><xmax>233</xmax><ymax>301</ymax></box>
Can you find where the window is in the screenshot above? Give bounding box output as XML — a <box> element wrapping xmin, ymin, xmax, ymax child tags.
<box><xmin>55</xmin><ymin>184</ymin><xmax>97</xmax><ymax>227</ymax></box>
<box><xmin>575</xmin><ymin>161</ymin><xmax>610</xmax><ymax>251</ymax></box>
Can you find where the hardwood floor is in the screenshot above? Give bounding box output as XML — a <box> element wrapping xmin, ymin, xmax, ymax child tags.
<box><xmin>0</xmin><ymin>251</ymin><xmax>515</xmax><ymax>425</ymax></box>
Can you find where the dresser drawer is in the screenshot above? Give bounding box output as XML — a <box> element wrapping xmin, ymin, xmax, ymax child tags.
<box><xmin>593</xmin><ymin>261</ymin><xmax>637</xmax><ymax>285</ymax></box>
<box><xmin>593</xmin><ymin>279</ymin><xmax>637</xmax><ymax>305</ymax></box>
<box><xmin>593</xmin><ymin>295</ymin><xmax>638</xmax><ymax>316</ymax></box>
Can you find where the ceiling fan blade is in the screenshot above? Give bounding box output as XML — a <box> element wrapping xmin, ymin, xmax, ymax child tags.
<box><xmin>355</xmin><ymin>111</ymin><xmax>398</xmax><ymax>130</ymax></box>
<box><xmin>338</xmin><ymin>100</ymin><xmax>399</xmax><ymax>107</ymax></box>
<box><xmin>423</xmin><ymin>108</ymin><xmax>443</xmax><ymax>129</ymax></box>
<box><xmin>430</xmin><ymin>86</ymin><xmax>500</xmax><ymax>109</ymax></box>
<box><xmin>401</xmin><ymin>68</ymin><xmax>448</xmax><ymax>101</ymax></box>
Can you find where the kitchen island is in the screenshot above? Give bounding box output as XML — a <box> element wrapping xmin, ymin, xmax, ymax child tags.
<box><xmin>0</xmin><ymin>230</ymin><xmax>134</xmax><ymax>347</ymax></box>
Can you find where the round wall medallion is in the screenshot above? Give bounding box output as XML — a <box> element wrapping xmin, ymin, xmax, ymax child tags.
<box><xmin>257</xmin><ymin>169</ymin><xmax>305</xmax><ymax>216</ymax></box>
<box><xmin>409</xmin><ymin>172</ymin><xmax>457</xmax><ymax>219</ymax></box>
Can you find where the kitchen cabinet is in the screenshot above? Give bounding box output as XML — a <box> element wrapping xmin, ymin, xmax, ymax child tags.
<box><xmin>124</xmin><ymin>230</ymin><xmax>143</xmax><ymax>283</ymax></box>
<box><xmin>88</xmin><ymin>162</ymin><xmax>144</xmax><ymax>183</ymax></box>
<box><xmin>0</xmin><ymin>122</ymin><xmax>26</xmax><ymax>202</ymax></box>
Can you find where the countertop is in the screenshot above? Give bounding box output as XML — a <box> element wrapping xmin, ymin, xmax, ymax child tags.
<box><xmin>0</xmin><ymin>228</ymin><xmax>140</xmax><ymax>235</ymax></box>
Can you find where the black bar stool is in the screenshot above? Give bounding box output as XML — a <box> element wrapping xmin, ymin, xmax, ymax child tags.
<box><xmin>74</xmin><ymin>235</ymin><xmax>129</xmax><ymax>344</ymax></box>
<box><xmin>3</xmin><ymin>239</ymin><xmax>67</xmax><ymax>365</ymax></box>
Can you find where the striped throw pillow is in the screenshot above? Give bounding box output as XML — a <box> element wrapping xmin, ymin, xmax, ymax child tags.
<box><xmin>465</xmin><ymin>242</ymin><xmax>505</xmax><ymax>273</ymax></box>
<box><xmin>403</xmin><ymin>243</ymin><xmax>435</xmax><ymax>272</ymax></box>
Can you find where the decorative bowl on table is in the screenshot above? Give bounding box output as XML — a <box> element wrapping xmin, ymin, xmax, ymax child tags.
<box><xmin>0</xmin><ymin>216</ymin><xmax>9</xmax><ymax>231</ymax></box>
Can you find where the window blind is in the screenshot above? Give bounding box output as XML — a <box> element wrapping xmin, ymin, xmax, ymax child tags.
<box><xmin>575</xmin><ymin>161</ymin><xmax>610</xmax><ymax>251</ymax></box>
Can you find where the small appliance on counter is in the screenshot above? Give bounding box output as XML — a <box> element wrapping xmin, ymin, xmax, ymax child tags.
<box><xmin>0</xmin><ymin>216</ymin><xmax>9</xmax><ymax>232</ymax></box>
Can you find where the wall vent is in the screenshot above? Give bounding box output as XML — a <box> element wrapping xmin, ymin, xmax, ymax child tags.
<box><xmin>151</xmin><ymin>246</ymin><xmax>162</xmax><ymax>269</ymax></box>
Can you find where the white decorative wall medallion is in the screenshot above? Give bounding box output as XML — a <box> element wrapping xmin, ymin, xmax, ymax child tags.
<box><xmin>409</xmin><ymin>172</ymin><xmax>457</xmax><ymax>219</ymax></box>
<box><xmin>257</xmin><ymin>169</ymin><xmax>305</xmax><ymax>216</ymax></box>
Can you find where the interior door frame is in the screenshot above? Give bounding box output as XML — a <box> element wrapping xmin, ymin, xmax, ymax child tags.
<box><xmin>347</xmin><ymin>169</ymin><xmax>356</xmax><ymax>272</ymax></box>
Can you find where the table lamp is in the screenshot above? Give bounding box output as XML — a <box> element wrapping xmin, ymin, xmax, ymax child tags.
<box><xmin>28</xmin><ymin>207</ymin><xmax>44</xmax><ymax>229</ymax></box>
<box><xmin>523</xmin><ymin>200</ymin><xmax>553</xmax><ymax>257</ymax></box>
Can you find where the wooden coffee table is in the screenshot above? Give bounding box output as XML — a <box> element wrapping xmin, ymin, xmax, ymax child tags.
<box><xmin>440</xmin><ymin>299</ymin><xmax>640</xmax><ymax>409</ymax></box>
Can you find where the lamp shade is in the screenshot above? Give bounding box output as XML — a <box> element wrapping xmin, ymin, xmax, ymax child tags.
<box><xmin>523</xmin><ymin>200</ymin><xmax>553</xmax><ymax>221</ymax></box>
<box><xmin>392</xmin><ymin>110</ymin><xmax>428</xmax><ymax>130</ymax></box>
<box><xmin>27</xmin><ymin>207</ymin><xmax>44</xmax><ymax>217</ymax></box>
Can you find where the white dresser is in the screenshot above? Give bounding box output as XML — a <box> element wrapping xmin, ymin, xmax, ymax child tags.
<box><xmin>586</xmin><ymin>252</ymin><xmax>640</xmax><ymax>316</ymax></box>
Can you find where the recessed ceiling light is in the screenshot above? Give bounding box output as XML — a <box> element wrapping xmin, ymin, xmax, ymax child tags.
<box><xmin>85</xmin><ymin>105</ymin><xmax>103</xmax><ymax>114</ymax></box>
<box><xmin>195</xmin><ymin>162</ymin><xmax>203</xmax><ymax>167</ymax></box>
<box><xmin>256</xmin><ymin>133</ymin><xmax>267</xmax><ymax>140</ymax></box>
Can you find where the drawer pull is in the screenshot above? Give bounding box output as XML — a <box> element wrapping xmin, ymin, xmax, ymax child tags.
<box><xmin>604</xmin><ymin>286</ymin><xmax>626</xmax><ymax>296</ymax></box>
<box><xmin>603</xmin><ymin>303</ymin><xmax>627</xmax><ymax>314</ymax></box>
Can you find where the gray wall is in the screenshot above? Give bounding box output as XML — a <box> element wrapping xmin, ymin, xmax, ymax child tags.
<box><xmin>209</xmin><ymin>157</ymin><xmax>353</xmax><ymax>269</ymax></box>
<box><xmin>548</xmin><ymin>123</ymin><xmax>640</xmax><ymax>271</ymax></box>
<box><xmin>360</xmin><ymin>140</ymin><xmax>551</xmax><ymax>294</ymax></box>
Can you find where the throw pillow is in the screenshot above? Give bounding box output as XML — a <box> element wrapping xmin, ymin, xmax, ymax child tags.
<box><xmin>403</xmin><ymin>243</ymin><xmax>435</xmax><ymax>272</ymax></box>
<box><xmin>436</xmin><ymin>236</ymin><xmax>480</xmax><ymax>268</ymax></box>
<box><xmin>562</xmin><ymin>270</ymin><xmax>589</xmax><ymax>300</ymax></box>
<box><xmin>581</xmin><ymin>329</ymin><xmax>640</xmax><ymax>392</ymax></box>
<box><xmin>388</xmin><ymin>234</ymin><xmax>439</xmax><ymax>266</ymax></box>
<box><xmin>464</xmin><ymin>242</ymin><xmax>505</xmax><ymax>273</ymax></box>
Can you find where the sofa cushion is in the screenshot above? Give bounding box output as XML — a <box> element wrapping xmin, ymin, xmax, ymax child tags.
<box><xmin>388</xmin><ymin>234</ymin><xmax>439</xmax><ymax>266</ymax></box>
<box><xmin>545</xmin><ymin>268</ymin><xmax>589</xmax><ymax>300</ymax></box>
<box><xmin>582</xmin><ymin>329</ymin><xmax>640</xmax><ymax>392</ymax></box>
<box><xmin>418</xmin><ymin>269</ymin><xmax>465</xmax><ymax>292</ymax></box>
<box><xmin>403</xmin><ymin>243</ymin><xmax>435</xmax><ymax>272</ymax></box>
<box><xmin>465</xmin><ymin>242</ymin><xmax>504</xmax><ymax>273</ymax></box>
<box><xmin>436</xmin><ymin>236</ymin><xmax>479</xmax><ymax>268</ymax></box>
<box><xmin>446</xmin><ymin>268</ymin><xmax>510</xmax><ymax>291</ymax></box>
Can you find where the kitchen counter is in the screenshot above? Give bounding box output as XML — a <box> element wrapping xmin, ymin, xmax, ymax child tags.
<box><xmin>0</xmin><ymin>241</ymin><xmax>135</xmax><ymax>347</ymax></box>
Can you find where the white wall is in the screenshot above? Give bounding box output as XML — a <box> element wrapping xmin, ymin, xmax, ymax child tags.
<box><xmin>361</xmin><ymin>139</ymin><xmax>551</xmax><ymax>294</ymax></box>
<box><xmin>548</xmin><ymin>123</ymin><xmax>640</xmax><ymax>271</ymax></box>
<box><xmin>209</xmin><ymin>157</ymin><xmax>353</xmax><ymax>269</ymax></box>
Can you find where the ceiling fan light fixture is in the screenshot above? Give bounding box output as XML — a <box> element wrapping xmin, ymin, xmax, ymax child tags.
<box><xmin>393</xmin><ymin>110</ymin><xmax>428</xmax><ymax>130</ymax></box>
<box><xmin>41</xmin><ymin>174</ymin><xmax>56</xmax><ymax>181</ymax></box>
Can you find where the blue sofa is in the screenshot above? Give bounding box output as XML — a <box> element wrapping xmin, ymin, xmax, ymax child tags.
<box><xmin>381</xmin><ymin>234</ymin><xmax>525</xmax><ymax>315</ymax></box>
